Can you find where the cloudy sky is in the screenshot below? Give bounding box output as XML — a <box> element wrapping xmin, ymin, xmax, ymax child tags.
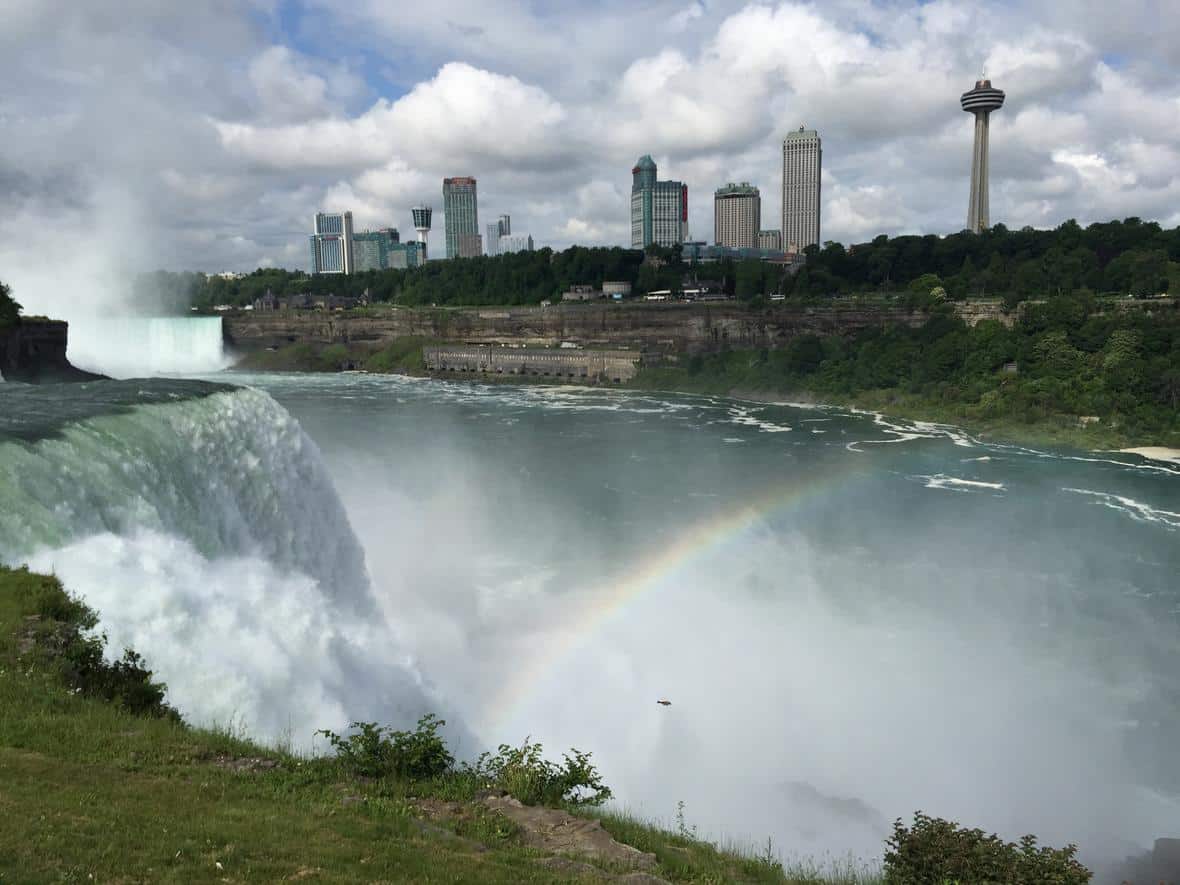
<box><xmin>2</xmin><ymin>0</ymin><xmax>1179</xmax><ymax>279</ymax></box>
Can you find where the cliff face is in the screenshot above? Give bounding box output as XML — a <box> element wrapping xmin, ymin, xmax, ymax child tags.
<box><xmin>226</xmin><ymin>301</ymin><xmax>1007</xmax><ymax>358</ymax></box>
<box><xmin>0</xmin><ymin>321</ymin><xmax>105</xmax><ymax>383</ymax></box>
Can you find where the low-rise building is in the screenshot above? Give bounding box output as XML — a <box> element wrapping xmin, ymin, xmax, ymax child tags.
<box><xmin>602</xmin><ymin>281</ymin><xmax>632</xmax><ymax>300</ymax></box>
<box><xmin>561</xmin><ymin>285</ymin><xmax>601</xmax><ymax>302</ymax></box>
<box><xmin>425</xmin><ymin>345</ymin><xmax>639</xmax><ymax>382</ymax></box>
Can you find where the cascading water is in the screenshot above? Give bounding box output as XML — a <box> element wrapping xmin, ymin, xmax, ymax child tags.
<box><xmin>0</xmin><ymin>381</ymin><xmax>445</xmax><ymax>745</ymax></box>
<box><xmin>67</xmin><ymin>316</ymin><xmax>229</xmax><ymax>377</ymax></box>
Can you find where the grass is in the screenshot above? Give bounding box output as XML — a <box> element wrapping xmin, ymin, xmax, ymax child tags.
<box><xmin>0</xmin><ymin>564</ymin><xmax>879</xmax><ymax>883</ymax></box>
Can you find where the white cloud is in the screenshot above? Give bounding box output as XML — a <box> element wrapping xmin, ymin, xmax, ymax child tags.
<box><xmin>216</xmin><ymin>62</ymin><xmax>568</xmax><ymax>172</ymax></box>
<box><xmin>1</xmin><ymin>0</ymin><xmax>1178</xmax><ymax>288</ymax></box>
<box><xmin>245</xmin><ymin>46</ymin><xmax>366</xmax><ymax>123</ymax></box>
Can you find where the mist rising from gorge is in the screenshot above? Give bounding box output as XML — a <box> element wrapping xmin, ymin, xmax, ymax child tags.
<box><xmin>291</xmin><ymin>379</ymin><xmax>1180</xmax><ymax>870</ymax></box>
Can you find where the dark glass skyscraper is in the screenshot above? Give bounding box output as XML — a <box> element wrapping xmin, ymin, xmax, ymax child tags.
<box><xmin>443</xmin><ymin>177</ymin><xmax>479</xmax><ymax>259</ymax></box>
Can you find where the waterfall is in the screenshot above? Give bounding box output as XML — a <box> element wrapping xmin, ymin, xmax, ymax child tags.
<box><xmin>0</xmin><ymin>383</ymin><xmax>446</xmax><ymax>745</ymax></box>
<box><xmin>67</xmin><ymin>316</ymin><xmax>229</xmax><ymax>377</ymax></box>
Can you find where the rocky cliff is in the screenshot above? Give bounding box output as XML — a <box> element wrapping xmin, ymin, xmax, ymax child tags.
<box><xmin>225</xmin><ymin>301</ymin><xmax>1013</xmax><ymax>360</ymax></box>
<box><xmin>0</xmin><ymin>320</ymin><xmax>105</xmax><ymax>383</ymax></box>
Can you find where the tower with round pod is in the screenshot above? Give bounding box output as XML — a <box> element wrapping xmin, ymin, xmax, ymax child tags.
<box><xmin>412</xmin><ymin>205</ymin><xmax>433</xmax><ymax>259</ymax></box>
<box><xmin>961</xmin><ymin>79</ymin><xmax>1005</xmax><ymax>233</ymax></box>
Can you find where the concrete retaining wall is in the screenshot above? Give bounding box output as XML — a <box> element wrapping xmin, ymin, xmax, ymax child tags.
<box><xmin>424</xmin><ymin>346</ymin><xmax>639</xmax><ymax>382</ymax></box>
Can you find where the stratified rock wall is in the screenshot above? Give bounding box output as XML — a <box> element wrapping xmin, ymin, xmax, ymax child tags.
<box><xmin>225</xmin><ymin>301</ymin><xmax>1010</xmax><ymax>358</ymax></box>
<box><xmin>0</xmin><ymin>321</ymin><xmax>104</xmax><ymax>383</ymax></box>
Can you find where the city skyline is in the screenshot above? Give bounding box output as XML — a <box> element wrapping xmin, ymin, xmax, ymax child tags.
<box><xmin>4</xmin><ymin>2</ymin><xmax>1177</xmax><ymax>279</ymax></box>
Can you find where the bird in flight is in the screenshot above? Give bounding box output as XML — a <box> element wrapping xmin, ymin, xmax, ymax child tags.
<box><xmin>657</xmin><ymin>699</ymin><xmax>671</xmax><ymax>706</ymax></box>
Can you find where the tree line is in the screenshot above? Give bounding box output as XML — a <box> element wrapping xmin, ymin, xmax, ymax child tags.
<box><xmin>792</xmin><ymin>217</ymin><xmax>1179</xmax><ymax>303</ymax></box>
<box><xmin>128</xmin><ymin>216</ymin><xmax>1179</xmax><ymax>313</ymax></box>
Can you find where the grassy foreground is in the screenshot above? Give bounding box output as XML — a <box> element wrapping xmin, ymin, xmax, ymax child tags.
<box><xmin>0</xmin><ymin>564</ymin><xmax>881</xmax><ymax>884</ymax></box>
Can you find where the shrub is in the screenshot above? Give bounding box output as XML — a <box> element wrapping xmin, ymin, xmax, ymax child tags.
<box><xmin>0</xmin><ymin>280</ymin><xmax>21</xmax><ymax>326</ymax></box>
<box><xmin>317</xmin><ymin>715</ymin><xmax>455</xmax><ymax>780</ymax></box>
<box><xmin>883</xmin><ymin>811</ymin><xmax>1091</xmax><ymax>884</ymax></box>
<box><xmin>463</xmin><ymin>739</ymin><xmax>612</xmax><ymax>807</ymax></box>
<box><xmin>28</xmin><ymin>578</ymin><xmax>177</xmax><ymax>719</ymax></box>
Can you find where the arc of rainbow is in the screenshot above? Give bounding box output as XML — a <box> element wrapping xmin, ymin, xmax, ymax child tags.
<box><xmin>483</xmin><ymin>466</ymin><xmax>860</xmax><ymax>735</ymax></box>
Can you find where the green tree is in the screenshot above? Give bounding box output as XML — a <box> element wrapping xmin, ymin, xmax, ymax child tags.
<box><xmin>0</xmin><ymin>280</ymin><xmax>22</xmax><ymax>326</ymax></box>
<box><xmin>1032</xmin><ymin>331</ymin><xmax>1087</xmax><ymax>379</ymax></box>
<box><xmin>734</xmin><ymin>259</ymin><xmax>765</xmax><ymax>301</ymax></box>
<box><xmin>908</xmin><ymin>272</ymin><xmax>943</xmax><ymax>295</ymax></box>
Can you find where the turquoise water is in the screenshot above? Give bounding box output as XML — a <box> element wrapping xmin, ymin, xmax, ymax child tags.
<box><xmin>2</xmin><ymin>371</ymin><xmax>1177</xmax><ymax>866</ymax></box>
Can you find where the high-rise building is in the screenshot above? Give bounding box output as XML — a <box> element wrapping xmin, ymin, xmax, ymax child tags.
<box><xmin>961</xmin><ymin>78</ymin><xmax>1005</xmax><ymax>233</ymax></box>
<box><xmin>714</xmin><ymin>183</ymin><xmax>760</xmax><ymax>249</ymax></box>
<box><xmin>457</xmin><ymin>233</ymin><xmax>483</xmax><ymax>259</ymax></box>
<box><xmin>351</xmin><ymin>227</ymin><xmax>400</xmax><ymax>272</ymax></box>
<box><xmin>630</xmin><ymin>155</ymin><xmax>687</xmax><ymax>249</ymax></box>
<box><xmin>485</xmin><ymin>216</ymin><xmax>511</xmax><ymax>257</ymax></box>
<box><xmin>443</xmin><ymin>177</ymin><xmax>479</xmax><ymax>259</ymax></box>
<box><xmin>781</xmin><ymin>126</ymin><xmax>822</xmax><ymax>252</ymax></box>
<box><xmin>388</xmin><ymin>241</ymin><xmax>426</xmax><ymax>269</ymax></box>
<box><xmin>412</xmin><ymin>205</ymin><xmax>433</xmax><ymax>259</ymax></box>
<box><xmin>309</xmin><ymin>211</ymin><xmax>355</xmax><ymax>274</ymax></box>
<box><xmin>758</xmin><ymin>229</ymin><xmax>782</xmax><ymax>251</ymax></box>
<box><xmin>499</xmin><ymin>234</ymin><xmax>534</xmax><ymax>254</ymax></box>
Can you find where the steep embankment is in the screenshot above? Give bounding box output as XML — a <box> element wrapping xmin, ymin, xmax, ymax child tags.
<box><xmin>0</xmin><ymin>320</ymin><xmax>104</xmax><ymax>383</ymax></box>
<box><xmin>224</xmin><ymin>301</ymin><xmax>987</xmax><ymax>361</ymax></box>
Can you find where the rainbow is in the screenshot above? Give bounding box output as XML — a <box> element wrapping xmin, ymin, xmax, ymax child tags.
<box><xmin>483</xmin><ymin>464</ymin><xmax>863</xmax><ymax>734</ymax></box>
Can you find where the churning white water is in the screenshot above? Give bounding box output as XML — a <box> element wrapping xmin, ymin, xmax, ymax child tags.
<box><xmin>0</xmin><ymin>384</ymin><xmax>450</xmax><ymax>747</ymax></box>
<box><xmin>68</xmin><ymin>316</ymin><xmax>229</xmax><ymax>377</ymax></box>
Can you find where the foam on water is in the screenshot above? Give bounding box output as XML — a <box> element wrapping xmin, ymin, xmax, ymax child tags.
<box><xmin>1063</xmin><ymin>488</ymin><xmax>1180</xmax><ymax>531</ymax></box>
<box><xmin>917</xmin><ymin>474</ymin><xmax>1006</xmax><ymax>492</ymax></box>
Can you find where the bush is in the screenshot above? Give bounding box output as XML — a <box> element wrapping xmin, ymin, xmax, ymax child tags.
<box><xmin>28</xmin><ymin>579</ymin><xmax>177</xmax><ymax>719</ymax></box>
<box><xmin>0</xmin><ymin>280</ymin><xmax>21</xmax><ymax>326</ymax></box>
<box><xmin>463</xmin><ymin>739</ymin><xmax>612</xmax><ymax>807</ymax></box>
<box><xmin>883</xmin><ymin>811</ymin><xmax>1091</xmax><ymax>884</ymax></box>
<box><xmin>317</xmin><ymin>715</ymin><xmax>454</xmax><ymax>780</ymax></box>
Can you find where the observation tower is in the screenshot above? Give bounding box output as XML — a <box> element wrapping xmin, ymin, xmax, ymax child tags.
<box><xmin>412</xmin><ymin>205</ymin><xmax>432</xmax><ymax>259</ymax></box>
<box><xmin>961</xmin><ymin>78</ymin><xmax>1005</xmax><ymax>233</ymax></box>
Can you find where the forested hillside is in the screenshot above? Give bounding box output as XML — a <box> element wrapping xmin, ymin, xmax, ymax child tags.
<box><xmin>637</xmin><ymin>293</ymin><xmax>1180</xmax><ymax>446</ymax></box>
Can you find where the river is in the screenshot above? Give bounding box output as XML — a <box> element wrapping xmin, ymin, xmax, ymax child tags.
<box><xmin>2</xmin><ymin>369</ymin><xmax>1178</xmax><ymax>870</ymax></box>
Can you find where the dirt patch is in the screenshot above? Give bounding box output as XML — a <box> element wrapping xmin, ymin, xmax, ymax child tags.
<box><xmin>481</xmin><ymin>794</ymin><xmax>658</xmax><ymax>872</ymax></box>
<box><xmin>412</xmin><ymin>795</ymin><xmax>663</xmax><ymax>879</ymax></box>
